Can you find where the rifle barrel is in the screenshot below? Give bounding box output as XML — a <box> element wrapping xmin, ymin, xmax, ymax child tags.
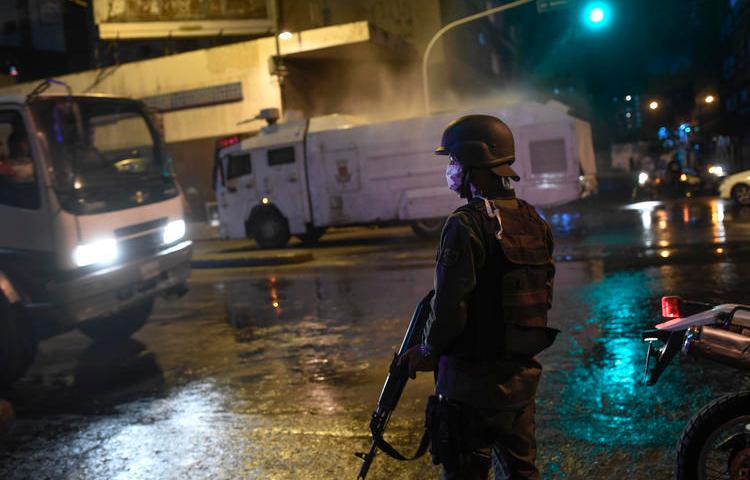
<box><xmin>356</xmin><ymin>440</ymin><xmax>378</xmax><ymax>479</ymax></box>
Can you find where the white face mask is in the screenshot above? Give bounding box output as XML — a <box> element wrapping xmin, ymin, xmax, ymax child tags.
<box><xmin>445</xmin><ymin>158</ymin><xmax>464</xmax><ymax>193</ymax></box>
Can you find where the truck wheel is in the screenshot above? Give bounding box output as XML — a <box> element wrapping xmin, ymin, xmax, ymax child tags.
<box><xmin>297</xmin><ymin>227</ymin><xmax>327</xmax><ymax>244</ymax></box>
<box><xmin>410</xmin><ymin>218</ymin><xmax>445</xmax><ymax>239</ymax></box>
<box><xmin>79</xmin><ymin>299</ymin><xmax>154</xmax><ymax>343</ymax></box>
<box><xmin>0</xmin><ymin>298</ymin><xmax>37</xmax><ymax>389</ymax></box>
<box><xmin>732</xmin><ymin>184</ymin><xmax>750</xmax><ymax>206</ymax></box>
<box><xmin>250</xmin><ymin>210</ymin><xmax>290</xmax><ymax>249</ymax></box>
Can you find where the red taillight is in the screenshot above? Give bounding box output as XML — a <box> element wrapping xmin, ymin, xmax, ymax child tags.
<box><xmin>661</xmin><ymin>296</ymin><xmax>682</xmax><ymax>318</ymax></box>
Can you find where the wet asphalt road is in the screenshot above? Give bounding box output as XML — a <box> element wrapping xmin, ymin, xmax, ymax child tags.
<box><xmin>3</xmin><ymin>196</ymin><xmax>750</xmax><ymax>479</ymax></box>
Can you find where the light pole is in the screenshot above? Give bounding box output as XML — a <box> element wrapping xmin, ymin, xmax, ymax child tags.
<box><xmin>421</xmin><ymin>0</ymin><xmax>535</xmax><ymax>114</ymax></box>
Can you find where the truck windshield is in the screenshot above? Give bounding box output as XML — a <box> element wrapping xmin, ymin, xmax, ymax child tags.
<box><xmin>29</xmin><ymin>97</ymin><xmax>178</xmax><ymax>215</ymax></box>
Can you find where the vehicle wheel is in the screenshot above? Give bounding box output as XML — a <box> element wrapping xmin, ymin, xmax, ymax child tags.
<box><xmin>79</xmin><ymin>299</ymin><xmax>154</xmax><ymax>343</ymax></box>
<box><xmin>410</xmin><ymin>218</ymin><xmax>445</xmax><ymax>239</ymax></box>
<box><xmin>297</xmin><ymin>226</ymin><xmax>327</xmax><ymax>244</ymax></box>
<box><xmin>732</xmin><ymin>184</ymin><xmax>750</xmax><ymax>206</ymax></box>
<box><xmin>0</xmin><ymin>297</ymin><xmax>37</xmax><ymax>389</ymax></box>
<box><xmin>676</xmin><ymin>391</ymin><xmax>750</xmax><ymax>480</ymax></box>
<box><xmin>250</xmin><ymin>209</ymin><xmax>290</xmax><ymax>249</ymax></box>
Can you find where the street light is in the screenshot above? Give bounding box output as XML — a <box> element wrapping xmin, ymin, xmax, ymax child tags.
<box><xmin>704</xmin><ymin>95</ymin><xmax>716</xmax><ymax>104</ymax></box>
<box><xmin>625</xmin><ymin>94</ymin><xmax>632</xmax><ymax>101</ymax></box>
<box><xmin>649</xmin><ymin>101</ymin><xmax>659</xmax><ymax>110</ymax></box>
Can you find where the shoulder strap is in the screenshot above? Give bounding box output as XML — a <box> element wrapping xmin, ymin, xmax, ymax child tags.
<box><xmin>375</xmin><ymin>430</ymin><xmax>430</xmax><ymax>461</ymax></box>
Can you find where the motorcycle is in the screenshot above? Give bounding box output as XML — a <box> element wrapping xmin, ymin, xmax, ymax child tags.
<box><xmin>643</xmin><ymin>296</ymin><xmax>750</xmax><ymax>480</ymax></box>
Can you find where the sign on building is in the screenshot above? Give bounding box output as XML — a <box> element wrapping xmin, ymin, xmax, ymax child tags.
<box><xmin>93</xmin><ymin>0</ymin><xmax>276</xmax><ymax>40</ymax></box>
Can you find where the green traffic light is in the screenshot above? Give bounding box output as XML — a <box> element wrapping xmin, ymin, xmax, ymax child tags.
<box><xmin>582</xmin><ymin>2</ymin><xmax>612</xmax><ymax>29</ymax></box>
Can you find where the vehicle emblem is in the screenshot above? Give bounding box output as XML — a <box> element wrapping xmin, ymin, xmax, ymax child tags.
<box><xmin>134</xmin><ymin>191</ymin><xmax>145</xmax><ymax>204</ymax></box>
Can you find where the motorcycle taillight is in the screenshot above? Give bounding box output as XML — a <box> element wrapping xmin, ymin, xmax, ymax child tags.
<box><xmin>661</xmin><ymin>296</ymin><xmax>682</xmax><ymax>319</ymax></box>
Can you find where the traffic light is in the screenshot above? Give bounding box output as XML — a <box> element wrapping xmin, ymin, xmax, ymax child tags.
<box><xmin>581</xmin><ymin>2</ymin><xmax>612</xmax><ymax>29</ymax></box>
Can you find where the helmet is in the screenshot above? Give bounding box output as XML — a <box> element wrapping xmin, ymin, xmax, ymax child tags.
<box><xmin>435</xmin><ymin>114</ymin><xmax>519</xmax><ymax>180</ymax></box>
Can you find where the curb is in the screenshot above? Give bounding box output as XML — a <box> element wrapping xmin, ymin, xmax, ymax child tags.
<box><xmin>191</xmin><ymin>250</ymin><xmax>314</xmax><ymax>269</ymax></box>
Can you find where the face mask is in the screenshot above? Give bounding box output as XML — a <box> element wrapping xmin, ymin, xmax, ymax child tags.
<box><xmin>500</xmin><ymin>176</ymin><xmax>513</xmax><ymax>190</ymax></box>
<box><xmin>445</xmin><ymin>159</ymin><xmax>464</xmax><ymax>193</ymax></box>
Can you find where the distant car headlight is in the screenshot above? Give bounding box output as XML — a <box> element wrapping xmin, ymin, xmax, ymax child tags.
<box><xmin>73</xmin><ymin>239</ymin><xmax>119</xmax><ymax>267</ymax></box>
<box><xmin>163</xmin><ymin>219</ymin><xmax>186</xmax><ymax>244</ymax></box>
<box><xmin>638</xmin><ymin>171</ymin><xmax>649</xmax><ymax>186</ymax></box>
<box><xmin>708</xmin><ymin>165</ymin><xmax>726</xmax><ymax>177</ymax></box>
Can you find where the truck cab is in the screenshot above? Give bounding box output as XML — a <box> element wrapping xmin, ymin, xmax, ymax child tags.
<box><xmin>0</xmin><ymin>88</ymin><xmax>192</xmax><ymax>388</ymax></box>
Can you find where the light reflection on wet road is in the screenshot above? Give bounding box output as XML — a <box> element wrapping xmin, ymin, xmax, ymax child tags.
<box><xmin>3</xmin><ymin>197</ymin><xmax>750</xmax><ymax>479</ymax></box>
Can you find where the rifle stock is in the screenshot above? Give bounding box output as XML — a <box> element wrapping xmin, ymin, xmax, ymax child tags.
<box><xmin>355</xmin><ymin>290</ymin><xmax>435</xmax><ymax>479</ymax></box>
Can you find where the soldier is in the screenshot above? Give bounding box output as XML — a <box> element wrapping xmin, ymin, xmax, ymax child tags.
<box><xmin>399</xmin><ymin>115</ymin><xmax>558</xmax><ymax>480</ymax></box>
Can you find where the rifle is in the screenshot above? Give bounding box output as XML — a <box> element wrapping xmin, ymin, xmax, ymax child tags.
<box><xmin>355</xmin><ymin>290</ymin><xmax>435</xmax><ymax>479</ymax></box>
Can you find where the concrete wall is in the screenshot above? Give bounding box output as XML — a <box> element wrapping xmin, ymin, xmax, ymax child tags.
<box><xmin>280</xmin><ymin>0</ymin><xmax>443</xmax><ymax>55</ymax></box>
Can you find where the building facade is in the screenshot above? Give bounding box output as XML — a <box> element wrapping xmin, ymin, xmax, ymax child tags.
<box><xmin>719</xmin><ymin>0</ymin><xmax>750</xmax><ymax>169</ymax></box>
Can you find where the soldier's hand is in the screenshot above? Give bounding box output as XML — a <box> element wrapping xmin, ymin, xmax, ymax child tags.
<box><xmin>397</xmin><ymin>345</ymin><xmax>437</xmax><ymax>379</ymax></box>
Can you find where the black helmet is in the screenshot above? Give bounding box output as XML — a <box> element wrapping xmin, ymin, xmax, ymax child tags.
<box><xmin>435</xmin><ymin>114</ymin><xmax>519</xmax><ymax>180</ymax></box>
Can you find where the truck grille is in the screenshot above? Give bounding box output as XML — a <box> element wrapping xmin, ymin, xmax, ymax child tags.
<box><xmin>115</xmin><ymin>218</ymin><xmax>168</xmax><ymax>238</ymax></box>
<box><xmin>119</xmin><ymin>231</ymin><xmax>164</xmax><ymax>261</ymax></box>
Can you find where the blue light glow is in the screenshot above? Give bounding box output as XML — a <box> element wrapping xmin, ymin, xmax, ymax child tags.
<box><xmin>582</xmin><ymin>2</ymin><xmax>612</xmax><ymax>29</ymax></box>
<box><xmin>551</xmin><ymin>271</ymin><xmax>713</xmax><ymax>446</ymax></box>
<box><xmin>589</xmin><ymin>7</ymin><xmax>605</xmax><ymax>23</ymax></box>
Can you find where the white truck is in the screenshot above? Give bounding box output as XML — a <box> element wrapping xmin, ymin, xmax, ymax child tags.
<box><xmin>0</xmin><ymin>82</ymin><xmax>192</xmax><ymax>387</ymax></box>
<box><xmin>214</xmin><ymin>101</ymin><xmax>597</xmax><ymax>248</ymax></box>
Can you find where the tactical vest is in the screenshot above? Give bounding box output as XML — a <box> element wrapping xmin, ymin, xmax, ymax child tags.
<box><xmin>451</xmin><ymin>198</ymin><xmax>557</xmax><ymax>360</ymax></box>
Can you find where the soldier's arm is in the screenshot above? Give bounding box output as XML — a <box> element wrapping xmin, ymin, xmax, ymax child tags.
<box><xmin>423</xmin><ymin>213</ymin><xmax>485</xmax><ymax>356</ymax></box>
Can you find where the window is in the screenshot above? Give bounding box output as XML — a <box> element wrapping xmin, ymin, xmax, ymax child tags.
<box><xmin>268</xmin><ymin>146</ymin><xmax>295</xmax><ymax>166</ymax></box>
<box><xmin>227</xmin><ymin>153</ymin><xmax>252</xmax><ymax>179</ymax></box>
<box><xmin>529</xmin><ymin>139</ymin><xmax>567</xmax><ymax>175</ymax></box>
<box><xmin>0</xmin><ymin>111</ymin><xmax>39</xmax><ymax>209</ymax></box>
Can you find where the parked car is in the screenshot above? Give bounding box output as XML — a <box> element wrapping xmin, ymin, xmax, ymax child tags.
<box><xmin>719</xmin><ymin>169</ymin><xmax>750</xmax><ymax>205</ymax></box>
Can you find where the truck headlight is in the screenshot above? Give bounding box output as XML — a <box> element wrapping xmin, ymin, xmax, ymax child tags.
<box><xmin>73</xmin><ymin>239</ymin><xmax>119</xmax><ymax>267</ymax></box>
<box><xmin>163</xmin><ymin>219</ymin><xmax>186</xmax><ymax>244</ymax></box>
